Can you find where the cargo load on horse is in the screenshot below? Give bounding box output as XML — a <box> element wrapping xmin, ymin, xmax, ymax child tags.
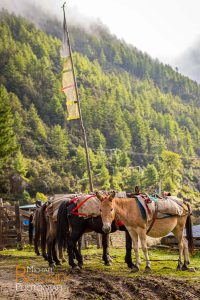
<box><xmin>46</xmin><ymin>193</ymin><xmax>101</xmax><ymax>221</ymax></box>
<box><xmin>132</xmin><ymin>193</ymin><xmax>185</xmax><ymax>222</ymax></box>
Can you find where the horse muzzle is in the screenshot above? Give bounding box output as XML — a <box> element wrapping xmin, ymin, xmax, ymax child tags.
<box><xmin>102</xmin><ymin>224</ymin><xmax>111</xmax><ymax>234</ymax></box>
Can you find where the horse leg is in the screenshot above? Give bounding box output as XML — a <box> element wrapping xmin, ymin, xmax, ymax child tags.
<box><xmin>125</xmin><ymin>230</ymin><xmax>134</xmax><ymax>269</ymax></box>
<box><xmin>59</xmin><ymin>245</ymin><xmax>67</xmax><ymax>263</ymax></box>
<box><xmin>127</xmin><ymin>227</ymin><xmax>140</xmax><ymax>271</ymax></box>
<box><xmin>138</xmin><ymin>228</ymin><xmax>151</xmax><ymax>271</ymax></box>
<box><xmin>73</xmin><ymin>242</ymin><xmax>83</xmax><ymax>269</ymax></box>
<box><xmin>182</xmin><ymin>237</ymin><xmax>190</xmax><ymax>270</ymax></box>
<box><xmin>172</xmin><ymin>227</ymin><xmax>184</xmax><ymax>270</ymax></box>
<box><xmin>102</xmin><ymin>234</ymin><xmax>112</xmax><ymax>266</ymax></box>
<box><xmin>67</xmin><ymin>235</ymin><xmax>80</xmax><ymax>269</ymax></box>
<box><xmin>46</xmin><ymin>235</ymin><xmax>55</xmax><ymax>267</ymax></box>
<box><xmin>41</xmin><ymin>226</ymin><xmax>47</xmax><ymax>260</ymax></box>
<box><xmin>34</xmin><ymin>227</ymin><xmax>40</xmax><ymax>256</ymax></box>
<box><xmin>78</xmin><ymin>238</ymin><xmax>82</xmax><ymax>253</ymax></box>
<box><xmin>52</xmin><ymin>238</ymin><xmax>61</xmax><ymax>265</ymax></box>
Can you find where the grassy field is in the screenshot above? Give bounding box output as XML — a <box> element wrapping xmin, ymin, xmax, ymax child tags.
<box><xmin>0</xmin><ymin>245</ymin><xmax>200</xmax><ymax>277</ymax></box>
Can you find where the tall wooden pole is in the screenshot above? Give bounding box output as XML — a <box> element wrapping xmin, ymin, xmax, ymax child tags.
<box><xmin>62</xmin><ymin>2</ymin><xmax>93</xmax><ymax>191</ymax></box>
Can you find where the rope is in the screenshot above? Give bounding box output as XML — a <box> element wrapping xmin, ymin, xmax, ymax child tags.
<box><xmin>69</xmin><ymin>194</ymin><xmax>96</xmax><ymax>217</ymax></box>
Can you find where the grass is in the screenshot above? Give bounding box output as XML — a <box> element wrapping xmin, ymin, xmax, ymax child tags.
<box><xmin>0</xmin><ymin>245</ymin><xmax>200</xmax><ymax>281</ymax></box>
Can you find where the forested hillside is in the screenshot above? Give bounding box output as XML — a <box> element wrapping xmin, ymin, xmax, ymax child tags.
<box><xmin>0</xmin><ymin>11</ymin><xmax>199</xmax><ymax>214</ymax></box>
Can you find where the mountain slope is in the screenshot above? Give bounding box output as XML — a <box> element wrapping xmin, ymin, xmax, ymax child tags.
<box><xmin>0</xmin><ymin>11</ymin><xmax>199</xmax><ymax>213</ymax></box>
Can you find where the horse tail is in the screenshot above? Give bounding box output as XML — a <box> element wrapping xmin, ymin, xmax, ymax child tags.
<box><xmin>40</xmin><ymin>203</ymin><xmax>47</xmax><ymax>258</ymax></box>
<box><xmin>57</xmin><ymin>201</ymin><xmax>69</xmax><ymax>250</ymax></box>
<box><xmin>185</xmin><ymin>203</ymin><xmax>194</xmax><ymax>255</ymax></box>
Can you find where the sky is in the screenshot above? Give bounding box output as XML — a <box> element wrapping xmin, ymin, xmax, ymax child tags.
<box><xmin>1</xmin><ymin>0</ymin><xmax>200</xmax><ymax>64</ymax></box>
<box><xmin>68</xmin><ymin>0</ymin><xmax>200</xmax><ymax>63</ymax></box>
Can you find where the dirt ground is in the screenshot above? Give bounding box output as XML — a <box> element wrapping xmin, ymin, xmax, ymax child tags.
<box><xmin>0</xmin><ymin>265</ymin><xmax>200</xmax><ymax>300</ymax></box>
<box><xmin>0</xmin><ymin>248</ymin><xmax>200</xmax><ymax>300</ymax></box>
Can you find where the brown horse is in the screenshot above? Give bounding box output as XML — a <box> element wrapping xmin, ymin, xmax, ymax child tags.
<box><xmin>33</xmin><ymin>204</ymin><xmax>48</xmax><ymax>260</ymax></box>
<box><xmin>96</xmin><ymin>191</ymin><xmax>194</xmax><ymax>272</ymax></box>
<box><xmin>33</xmin><ymin>203</ymin><xmax>66</xmax><ymax>265</ymax></box>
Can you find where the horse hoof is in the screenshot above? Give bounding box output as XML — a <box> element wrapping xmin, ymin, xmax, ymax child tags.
<box><xmin>131</xmin><ymin>266</ymin><xmax>139</xmax><ymax>273</ymax></box>
<box><xmin>71</xmin><ymin>266</ymin><xmax>80</xmax><ymax>272</ymax></box>
<box><xmin>128</xmin><ymin>264</ymin><xmax>135</xmax><ymax>269</ymax></box>
<box><xmin>108</xmin><ymin>256</ymin><xmax>113</xmax><ymax>262</ymax></box>
<box><xmin>176</xmin><ymin>266</ymin><xmax>182</xmax><ymax>271</ymax></box>
<box><xmin>78</xmin><ymin>263</ymin><xmax>83</xmax><ymax>269</ymax></box>
<box><xmin>49</xmin><ymin>263</ymin><xmax>56</xmax><ymax>268</ymax></box>
<box><xmin>144</xmin><ymin>266</ymin><xmax>151</xmax><ymax>273</ymax></box>
<box><xmin>181</xmin><ymin>265</ymin><xmax>188</xmax><ymax>271</ymax></box>
<box><xmin>105</xmin><ymin>261</ymin><xmax>112</xmax><ymax>266</ymax></box>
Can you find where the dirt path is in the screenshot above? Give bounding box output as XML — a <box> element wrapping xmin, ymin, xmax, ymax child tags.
<box><xmin>0</xmin><ymin>266</ymin><xmax>200</xmax><ymax>300</ymax></box>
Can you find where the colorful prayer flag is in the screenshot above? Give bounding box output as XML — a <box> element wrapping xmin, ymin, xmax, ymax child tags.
<box><xmin>61</xmin><ymin>17</ymin><xmax>80</xmax><ymax>120</ymax></box>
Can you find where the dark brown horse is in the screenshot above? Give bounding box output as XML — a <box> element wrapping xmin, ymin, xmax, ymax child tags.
<box><xmin>33</xmin><ymin>203</ymin><xmax>68</xmax><ymax>265</ymax></box>
<box><xmin>33</xmin><ymin>196</ymin><xmax>134</xmax><ymax>269</ymax></box>
<box><xmin>33</xmin><ymin>204</ymin><xmax>48</xmax><ymax>260</ymax></box>
<box><xmin>56</xmin><ymin>200</ymin><xmax>134</xmax><ymax>270</ymax></box>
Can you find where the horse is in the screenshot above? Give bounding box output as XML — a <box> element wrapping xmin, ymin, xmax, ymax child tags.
<box><xmin>33</xmin><ymin>203</ymin><xmax>48</xmax><ymax>260</ymax></box>
<box><xmin>96</xmin><ymin>191</ymin><xmax>194</xmax><ymax>272</ymax></box>
<box><xmin>57</xmin><ymin>199</ymin><xmax>134</xmax><ymax>270</ymax></box>
<box><xmin>32</xmin><ymin>197</ymin><xmax>133</xmax><ymax>269</ymax></box>
<box><xmin>32</xmin><ymin>203</ymin><xmax>67</xmax><ymax>265</ymax></box>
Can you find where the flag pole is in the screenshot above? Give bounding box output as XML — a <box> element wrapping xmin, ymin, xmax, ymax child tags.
<box><xmin>62</xmin><ymin>2</ymin><xmax>93</xmax><ymax>192</ymax></box>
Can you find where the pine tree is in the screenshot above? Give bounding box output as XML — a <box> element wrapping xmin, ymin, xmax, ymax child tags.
<box><xmin>143</xmin><ymin>164</ymin><xmax>158</xmax><ymax>188</ymax></box>
<box><xmin>0</xmin><ymin>86</ymin><xmax>17</xmax><ymax>163</ymax></box>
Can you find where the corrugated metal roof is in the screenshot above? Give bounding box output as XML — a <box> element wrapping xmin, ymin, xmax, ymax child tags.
<box><xmin>19</xmin><ymin>204</ymin><xmax>36</xmax><ymax>209</ymax></box>
<box><xmin>167</xmin><ymin>224</ymin><xmax>200</xmax><ymax>238</ymax></box>
<box><xmin>191</xmin><ymin>224</ymin><xmax>200</xmax><ymax>238</ymax></box>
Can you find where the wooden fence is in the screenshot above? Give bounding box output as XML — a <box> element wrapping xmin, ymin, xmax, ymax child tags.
<box><xmin>0</xmin><ymin>200</ymin><xmax>30</xmax><ymax>250</ymax></box>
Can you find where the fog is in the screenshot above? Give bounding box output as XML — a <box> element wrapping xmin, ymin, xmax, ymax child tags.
<box><xmin>1</xmin><ymin>0</ymin><xmax>200</xmax><ymax>83</ymax></box>
<box><xmin>174</xmin><ymin>39</ymin><xmax>200</xmax><ymax>83</ymax></box>
<box><xmin>0</xmin><ymin>0</ymin><xmax>101</xmax><ymax>30</ymax></box>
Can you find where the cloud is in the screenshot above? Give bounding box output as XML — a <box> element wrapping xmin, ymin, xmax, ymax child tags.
<box><xmin>0</xmin><ymin>0</ymin><xmax>99</xmax><ymax>31</ymax></box>
<box><xmin>174</xmin><ymin>38</ymin><xmax>200</xmax><ymax>83</ymax></box>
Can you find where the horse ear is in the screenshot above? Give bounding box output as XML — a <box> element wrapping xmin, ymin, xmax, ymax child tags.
<box><xmin>109</xmin><ymin>190</ymin><xmax>115</xmax><ymax>202</ymax></box>
<box><xmin>96</xmin><ymin>191</ymin><xmax>104</xmax><ymax>202</ymax></box>
<box><xmin>135</xmin><ymin>186</ymin><xmax>140</xmax><ymax>195</ymax></box>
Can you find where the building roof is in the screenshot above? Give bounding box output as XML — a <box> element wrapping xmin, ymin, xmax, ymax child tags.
<box><xmin>167</xmin><ymin>224</ymin><xmax>200</xmax><ymax>238</ymax></box>
<box><xmin>192</xmin><ymin>224</ymin><xmax>200</xmax><ymax>238</ymax></box>
<box><xmin>19</xmin><ymin>204</ymin><xmax>36</xmax><ymax>209</ymax></box>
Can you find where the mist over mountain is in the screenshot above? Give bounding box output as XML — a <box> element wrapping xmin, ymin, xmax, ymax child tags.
<box><xmin>0</xmin><ymin>0</ymin><xmax>61</xmax><ymax>18</ymax></box>
<box><xmin>2</xmin><ymin>0</ymin><xmax>200</xmax><ymax>88</ymax></box>
<box><xmin>174</xmin><ymin>39</ymin><xmax>200</xmax><ymax>84</ymax></box>
<box><xmin>0</xmin><ymin>0</ymin><xmax>101</xmax><ymax>35</ymax></box>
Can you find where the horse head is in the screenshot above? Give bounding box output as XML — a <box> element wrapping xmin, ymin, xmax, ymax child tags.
<box><xmin>96</xmin><ymin>191</ymin><xmax>115</xmax><ymax>234</ymax></box>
